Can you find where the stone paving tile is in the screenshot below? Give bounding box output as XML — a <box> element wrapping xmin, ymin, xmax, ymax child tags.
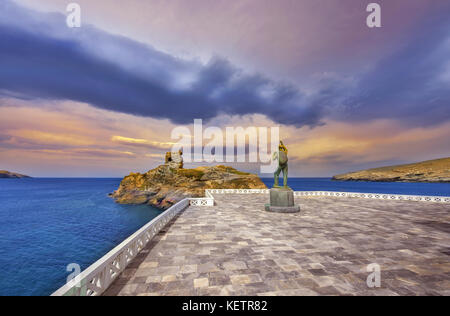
<box><xmin>103</xmin><ymin>194</ymin><xmax>450</xmax><ymax>296</ymax></box>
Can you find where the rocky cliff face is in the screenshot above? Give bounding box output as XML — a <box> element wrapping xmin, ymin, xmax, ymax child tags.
<box><xmin>110</xmin><ymin>165</ymin><xmax>267</xmax><ymax>209</ymax></box>
<box><xmin>332</xmin><ymin>158</ymin><xmax>450</xmax><ymax>183</ymax></box>
<box><xmin>0</xmin><ymin>170</ymin><xmax>31</xmax><ymax>178</ymax></box>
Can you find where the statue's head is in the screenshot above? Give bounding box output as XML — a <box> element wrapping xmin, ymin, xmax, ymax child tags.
<box><xmin>278</xmin><ymin>140</ymin><xmax>288</xmax><ymax>153</ymax></box>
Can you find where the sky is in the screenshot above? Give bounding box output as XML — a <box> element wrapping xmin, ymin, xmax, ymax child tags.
<box><xmin>0</xmin><ymin>0</ymin><xmax>449</xmax><ymax>177</ymax></box>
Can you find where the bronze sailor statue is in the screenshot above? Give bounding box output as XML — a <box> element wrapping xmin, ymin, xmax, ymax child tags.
<box><xmin>273</xmin><ymin>140</ymin><xmax>289</xmax><ymax>188</ymax></box>
<box><xmin>265</xmin><ymin>140</ymin><xmax>300</xmax><ymax>213</ymax></box>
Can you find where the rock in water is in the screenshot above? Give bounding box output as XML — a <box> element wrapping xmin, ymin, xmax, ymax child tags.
<box><xmin>111</xmin><ymin>165</ymin><xmax>267</xmax><ymax>210</ymax></box>
<box><xmin>0</xmin><ymin>170</ymin><xmax>31</xmax><ymax>178</ymax></box>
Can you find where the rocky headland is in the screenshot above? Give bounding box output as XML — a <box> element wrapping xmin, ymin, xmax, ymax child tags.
<box><xmin>332</xmin><ymin>157</ymin><xmax>450</xmax><ymax>183</ymax></box>
<box><xmin>110</xmin><ymin>153</ymin><xmax>267</xmax><ymax>209</ymax></box>
<box><xmin>0</xmin><ymin>170</ymin><xmax>31</xmax><ymax>179</ymax></box>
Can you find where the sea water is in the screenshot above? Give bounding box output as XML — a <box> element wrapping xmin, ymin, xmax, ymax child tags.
<box><xmin>0</xmin><ymin>178</ymin><xmax>161</xmax><ymax>296</ymax></box>
<box><xmin>0</xmin><ymin>177</ymin><xmax>448</xmax><ymax>296</ymax></box>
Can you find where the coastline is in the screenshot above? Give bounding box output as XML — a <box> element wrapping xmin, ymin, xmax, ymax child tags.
<box><xmin>261</xmin><ymin>177</ymin><xmax>450</xmax><ymax>197</ymax></box>
<box><xmin>332</xmin><ymin>158</ymin><xmax>450</xmax><ymax>183</ymax></box>
<box><xmin>332</xmin><ymin>178</ymin><xmax>450</xmax><ymax>183</ymax></box>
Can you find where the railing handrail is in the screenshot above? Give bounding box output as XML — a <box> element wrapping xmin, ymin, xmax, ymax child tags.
<box><xmin>52</xmin><ymin>198</ymin><xmax>190</xmax><ymax>296</ymax></box>
<box><xmin>205</xmin><ymin>189</ymin><xmax>450</xmax><ymax>203</ymax></box>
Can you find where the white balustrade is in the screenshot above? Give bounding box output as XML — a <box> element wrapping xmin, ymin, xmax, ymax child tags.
<box><xmin>189</xmin><ymin>198</ymin><xmax>214</xmax><ymax>206</ymax></box>
<box><xmin>51</xmin><ymin>198</ymin><xmax>190</xmax><ymax>296</ymax></box>
<box><xmin>206</xmin><ymin>189</ymin><xmax>449</xmax><ymax>203</ymax></box>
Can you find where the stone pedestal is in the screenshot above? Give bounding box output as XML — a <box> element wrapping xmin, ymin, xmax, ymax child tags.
<box><xmin>265</xmin><ymin>187</ymin><xmax>300</xmax><ymax>213</ymax></box>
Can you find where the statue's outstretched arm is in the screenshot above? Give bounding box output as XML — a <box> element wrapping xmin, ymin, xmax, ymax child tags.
<box><xmin>272</xmin><ymin>151</ymin><xmax>278</xmax><ymax>161</ymax></box>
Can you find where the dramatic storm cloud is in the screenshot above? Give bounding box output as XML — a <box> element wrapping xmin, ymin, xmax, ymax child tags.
<box><xmin>1</xmin><ymin>0</ymin><xmax>449</xmax><ymax>128</ymax></box>
<box><xmin>341</xmin><ymin>9</ymin><xmax>450</xmax><ymax>127</ymax></box>
<box><xmin>0</xmin><ymin>0</ymin><xmax>321</xmax><ymax>127</ymax></box>
<box><xmin>1</xmin><ymin>0</ymin><xmax>450</xmax><ymax>177</ymax></box>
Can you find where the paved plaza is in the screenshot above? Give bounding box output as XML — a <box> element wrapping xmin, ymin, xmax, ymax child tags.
<box><xmin>104</xmin><ymin>194</ymin><xmax>450</xmax><ymax>296</ymax></box>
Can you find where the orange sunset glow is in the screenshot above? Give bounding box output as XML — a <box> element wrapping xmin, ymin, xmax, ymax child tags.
<box><xmin>1</xmin><ymin>0</ymin><xmax>449</xmax><ymax>177</ymax></box>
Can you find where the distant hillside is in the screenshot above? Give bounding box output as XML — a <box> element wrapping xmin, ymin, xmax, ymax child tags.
<box><xmin>0</xmin><ymin>170</ymin><xmax>31</xmax><ymax>179</ymax></box>
<box><xmin>332</xmin><ymin>158</ymin><xmax>450</xmax><ymax>183</ymax></box>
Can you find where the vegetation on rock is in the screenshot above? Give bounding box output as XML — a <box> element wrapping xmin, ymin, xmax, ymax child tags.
<box><xmin>110</xmin><ymin>164</ymin><xmax>267</xmax><ymax>210</ymax></box>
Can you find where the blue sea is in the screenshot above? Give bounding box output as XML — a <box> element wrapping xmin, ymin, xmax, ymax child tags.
<box><xmin>0</xmin><ymin>178</ymin><xmax>161</xmax><ymax>296</ymax></box>
<box><xmin>0</xmin><ymin>178</ymin><xmax>449</xmax><ymax>296</ymax></box>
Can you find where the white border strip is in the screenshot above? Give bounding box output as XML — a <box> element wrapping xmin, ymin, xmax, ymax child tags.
<box><xmin>205</xmin><ymin>189</ymin><xmax>450</xmax><ymax>203</ymax></box>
